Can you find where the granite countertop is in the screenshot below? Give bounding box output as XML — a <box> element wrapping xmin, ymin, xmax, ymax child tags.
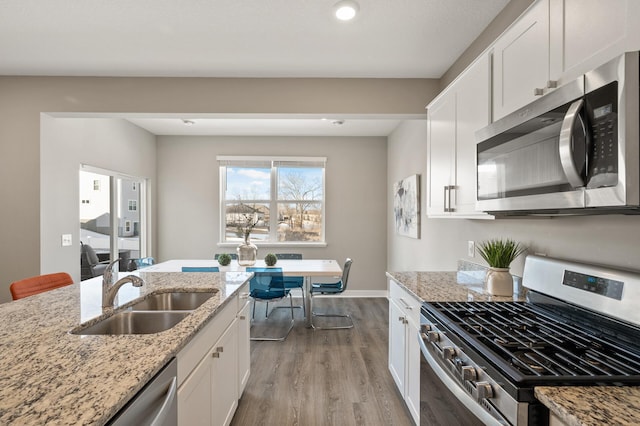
<box><xmin>387</xmin><ymin>269</ymin><xmax>640</xmax><ymax>426</ymax></box>
<box><xmin>536</xmin><ymin>386</ymin><xmax>640</xmax><ymax>426</ymax></box>
<box><xmin>386</xmin><ymin>270</ymin><xmax>523</xmax><ymax>302</ymax></box>
<box><xmin>0</xmin><ymin>268</ymin><xmax>252</xmax><ymax>425</ymax></box>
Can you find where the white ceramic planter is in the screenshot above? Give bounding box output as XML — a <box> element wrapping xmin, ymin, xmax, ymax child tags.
<box><xmin>485</xmin><ymin>267</ymin><xmax>513</xmax><ymax>296</ymax></box>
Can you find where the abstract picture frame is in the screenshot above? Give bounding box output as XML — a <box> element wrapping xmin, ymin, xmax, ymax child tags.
<box><xmin>393</xmin><ymin>174</ymin><xmax>420</xmax><ymax>239</ymax></box>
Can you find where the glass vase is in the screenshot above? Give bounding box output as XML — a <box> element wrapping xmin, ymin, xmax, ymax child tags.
<box><xmin>237</xmin><ymin>234</ymin><xmax>257</xmax><ymax>266</ymax></box>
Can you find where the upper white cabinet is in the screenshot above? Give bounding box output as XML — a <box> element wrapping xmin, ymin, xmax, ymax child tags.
<box><xmin>493</xmin><ymin>0</ymin><xmax>630</xmax><ymax>121</ymax></box>
<box><xmin>427</xmin><ymin>54</ymin><xmax>491</xmax><ymax>218</ymax></box>
<box><xmin>549</xmin><ymin>0</ymin><xmax>628</xmax><ymax>83</ymax></box>
<box><xmin>492</xmin><ymin>0</ymin><xmax>550</xmax><ymax>121</ymax></box>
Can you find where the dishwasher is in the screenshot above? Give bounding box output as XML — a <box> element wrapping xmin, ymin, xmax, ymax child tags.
<box><xmin>108</xmin><ymin>358</ymin><xmax>178</xmax><ymax>426</ymax></box>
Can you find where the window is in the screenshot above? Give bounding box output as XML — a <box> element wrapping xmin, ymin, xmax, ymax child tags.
<box><xmin>128</xmin><ymin>200</ymin><xmax>137</xmax><ymax>211</ymax></box>
<box><xmin>93</xmin><ymin>180</ymin><xmax>100</xmax><ymax>191</ymax></box>
<box><xmin>219</xmin><ymin>156</ymin><xmax>326</xmax><ymax>244</ymax></box>
<box><xmin>124</xmin><ymin>220</ymin><xmax>131</xmax><ymax>233</ymax></box>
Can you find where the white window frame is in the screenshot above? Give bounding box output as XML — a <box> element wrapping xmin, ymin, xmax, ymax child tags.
<box><xmin>128</xmin><ymin>200</ymin><xmax>137</xmax><ymax>212</ymax></box>
<box><xmin>218</xmin><ymin>156</ymin><xmax>327</xmax><ymax>247</ymax></box>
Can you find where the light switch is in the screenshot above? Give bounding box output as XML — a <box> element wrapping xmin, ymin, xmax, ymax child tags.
<box><xmin>62</xmin><ymin>234</ymin><xmax>72</xmax><ymax>247</ymax></box>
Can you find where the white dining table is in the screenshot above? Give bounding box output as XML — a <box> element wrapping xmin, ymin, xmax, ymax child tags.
<box><xmin>144</xmin><ymin>259</ymin><xmax>343</xmax><ymax>328</ymax></box>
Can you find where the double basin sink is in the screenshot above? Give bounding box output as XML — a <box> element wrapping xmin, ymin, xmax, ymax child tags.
<box><xmin>73</xmin><ymin>291</ymin><xmax>218</xmax><ymax>336</ymax></box>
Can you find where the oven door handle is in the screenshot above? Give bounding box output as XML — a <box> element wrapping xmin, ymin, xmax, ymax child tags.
<box><xmin>418</xmin><ymin>332</ymin><xmax>506</xmax><ymax>426</ymax></box>
<box><xmin>559</xmin><ymin>98</ymin><xmax>587</xmax><ymax>188</ymax></box>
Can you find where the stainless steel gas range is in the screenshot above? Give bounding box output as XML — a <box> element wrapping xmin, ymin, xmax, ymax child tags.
<box><xmin>419</xmin><ymin>255</ymin><xmax>640</xmax><ymax>425</ymax></box>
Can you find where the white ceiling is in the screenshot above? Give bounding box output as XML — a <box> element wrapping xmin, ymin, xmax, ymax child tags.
<box><xmin>1</xmin><ymin>0</ymin><xmax>509</xmax><ymax>135</ymax></box>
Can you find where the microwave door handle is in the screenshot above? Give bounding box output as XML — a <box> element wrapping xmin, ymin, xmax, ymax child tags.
<box><xmin>559</xmin><ymin>99</ymin><xmax>587</xmax><ymax>188</ymax></box>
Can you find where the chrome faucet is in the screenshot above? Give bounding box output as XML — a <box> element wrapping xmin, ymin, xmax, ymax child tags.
<box><xmin>102</xmin><ymin>259</ymin><xmax>145</xmax><ymax>308</ymax></box>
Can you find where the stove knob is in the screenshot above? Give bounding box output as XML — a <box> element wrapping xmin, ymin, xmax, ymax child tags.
<box><xmin>476</xmin><ymin>382</ymin><xmax>493</xmax><ymax>399</ymax></box>
<box><xmin>420</xmin><ymin>324</ymin><xmax>432</xmax><ymax>333</ymax></box>
<box><xmin>461</xmin><ymin>366</ymin><xmax>477</xmax><ymax>382</ymax></box>
<box><xmin>442</xmin><ymin>346</ymin><xmax>456</xmax><ymax>360</ymax></box>
<box><xmin>427</xmin><ymin>331</ymin><xmax>440</xmax><ymax>343</ymax></box>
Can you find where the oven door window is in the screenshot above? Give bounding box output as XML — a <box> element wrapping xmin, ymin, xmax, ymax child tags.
<box><xmin>477</xmin><ymin>101</ymin><xmax>587</xmax><ymax>201</ymax></box>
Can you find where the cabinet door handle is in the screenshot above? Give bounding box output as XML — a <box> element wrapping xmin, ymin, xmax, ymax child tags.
<box><xmin>216</xmin><ymin>346</ymin><xmax>224</xmax><ymax>353</ymax></box>
<box><xmin>447</xmin><ymin>185</ymin><xmax>456</xmax><ymax>212</ymax></box>
<box><xmin>443</xmin><ymin>186</ymin><xmax>449</xmax><ymax>212</ymax></box>
<box><xmin>212</xmin><ymin>352</ymin><xmax>220</xmax><ymax>358</ymax></box>
<box><xmin>533</xmin><ymin>87</ymin><xmax>544</xmax><ymax>96</ymax></box>
<box><xmin>546</xmin><ymin>80</ymin><xmax>558</xmax><ymax>89</ymax></box>
<box><xmin>399</xmin><ymin>298</ymin><xmax>413</xmax><ymax>310</ymax></box>
<box><xmin>239</xmin><ymin>315</ymin><xmax>246</xmax><ymax>320</ymax></box>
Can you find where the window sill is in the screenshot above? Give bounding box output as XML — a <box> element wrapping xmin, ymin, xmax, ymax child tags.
<box><xmin>217</xmin><ymin>242</ymin><xmax>327</xmax><ymax>248</ymax></box>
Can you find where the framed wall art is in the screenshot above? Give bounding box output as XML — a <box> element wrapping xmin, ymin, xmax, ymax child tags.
<box><xmin>393</xmin><ymin>174</ymin><xmax>420</xmax><ymax>239</ymax></box>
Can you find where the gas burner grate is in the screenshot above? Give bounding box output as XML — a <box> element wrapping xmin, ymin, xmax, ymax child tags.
<box><xmin>425</xmin><ymin>301</ymin><xmax>640</xmax><ymax>382</ymax></box>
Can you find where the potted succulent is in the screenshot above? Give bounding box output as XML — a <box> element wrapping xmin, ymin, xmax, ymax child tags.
<box><xmin>217</xmin><ymin>253</ymin><xmax>232</xmax><ymax>267</ymax></box>
<box><xmin>264</xmin><ymin>253</ymin><xmax>278</xmax><ymax>267</ymax></box>
<box><xmin>477</xmin><ymin>239</ymin><xmax>526</xmax><ymax>296</ymax></box>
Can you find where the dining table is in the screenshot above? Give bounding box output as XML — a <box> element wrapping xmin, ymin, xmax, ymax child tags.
<box><xmin>143</xmin><ymin>258</ymin><xmax>343</xmax><ymax>328</ymax></box>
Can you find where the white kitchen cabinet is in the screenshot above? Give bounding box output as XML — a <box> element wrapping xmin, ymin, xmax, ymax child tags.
<box><xmin>427</xmin><ymin>54</ymin><xmax>491</xmax><ymax>218</ymax></box>
<box><xmin>178</xmin><ymin>352</ymin><xmax>214</xmax><ymax>426</ymax></box>
<box><xmin>211</xmin><ymin>324</ymin><xmax>239</xmax><ymax>426</ymax></box>
<box><xmin>549</xmin><ymin>0</ymin><xmax>628</xmax><ymax>84</ymax></box>
<box><xmin>492</xmin><ymin>0</ymin><xmax>550</xmax><ymax>121</ymax></box>
<box><xmin>177</xmin><ymin>283</ymin><xmax>250</xmax><ymax>426</ymax></box>
<box><xmin>493</xmin><ymin>0</ymin><xmax>630</xmax><ymax>121</ymax></box>
<box><xmin>388</xmin><ymin>279</ymin><xmax>421</xmax><ymax>425</ymax></box>
<box><xmin>237</xmin><ymin>296</ymin><xmax>251</xmax><ymax>396</ymax></box>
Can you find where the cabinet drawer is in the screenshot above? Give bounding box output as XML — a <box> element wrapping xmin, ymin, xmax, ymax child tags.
<box><xmin>388</xmin><ymin>279</ymin><xmax>421</xmax><ymax>324</ymax></box>
<box><xmin>177</xmin><ymin>295</ymin><xmax>237</xmax><ymax>386</ymax></box>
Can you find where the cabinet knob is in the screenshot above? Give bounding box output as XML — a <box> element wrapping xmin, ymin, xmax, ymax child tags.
<box><xmin>546</xmin><ymin>80</ymin><xmax>558</xmax><ymax>89</ymax></box>
<box><xmin>533</xmin><ymin>87</ymin><xmax>544</xmax><ymax>96</ymax></box>
<box><xmin>216</xmin><ymin>346</ymin><xmax>224</xmax><ymax>353</ymax></box>
<box><xmin>212</xmin><ymin>352</ymin><xmax>220</xmax><ymax>358</ymax></box>
<box><xmin>427</xmin><ymin>331</ymin><xmax>440</xmax><ymax>343</ymax></box>
<box><xmin>239</xmin><ymin>315</ymin><xmax>246</xmax><ymax>320</ymax></box>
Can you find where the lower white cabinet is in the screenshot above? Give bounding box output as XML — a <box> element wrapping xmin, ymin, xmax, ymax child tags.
<box><xmin>388</xmin><ymin>279</ymin><xmax>421</xmax><ymax>425</ymax></box>
<box><xmin>177</xmin><ymin>283</ymin><xmax>250</xmax><ymax>426</ymax></box>
<box><xmin>237</xmin><ymin>297</ymin><xmax>251</xmax><ymax>396</ymax></box>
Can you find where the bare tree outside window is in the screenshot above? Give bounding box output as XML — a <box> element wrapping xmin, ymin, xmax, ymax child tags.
<box><xmin>220</xmin><ymin>158</ymin><xmax>325</xmax><ymax>244</ymax></box>
<box><xmin>278</xmin><ymin>168</ymin><xmax>323</xmax><ymax>242</ymax></box>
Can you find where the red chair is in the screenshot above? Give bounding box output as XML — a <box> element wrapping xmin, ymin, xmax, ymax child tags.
<box><xmin>10</xmin><ymin>272</ymin><xmax>73</xmax><ymax>300</ymax></box>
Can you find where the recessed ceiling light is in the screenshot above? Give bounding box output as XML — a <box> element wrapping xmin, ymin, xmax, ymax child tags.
<box><xmin>334</xmin><ymin>0</ymin><xmax>359</xmax><ymax>21</ymax></box>
<box><xmin>182</xmin><ymin>119</ymin><xmax>195</xmax><ymax>126</ymax></box>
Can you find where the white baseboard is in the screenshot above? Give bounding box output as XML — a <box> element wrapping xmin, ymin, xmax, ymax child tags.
<box><xmin>300</xmin><ymin>289</ymin><xmax>388</xmax><ymax>298</ymax></box>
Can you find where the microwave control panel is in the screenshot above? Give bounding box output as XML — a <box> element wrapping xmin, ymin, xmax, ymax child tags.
<box><xmin>586</xmin><ymin>81</ymin><xmax>618</xmax><ymax>189</ymax></box>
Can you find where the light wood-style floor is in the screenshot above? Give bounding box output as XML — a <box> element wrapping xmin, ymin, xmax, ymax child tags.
<box><xmin>230</xmin><ymin>297</ymin><xmax>414</xmax><ymax>426</ymax></box>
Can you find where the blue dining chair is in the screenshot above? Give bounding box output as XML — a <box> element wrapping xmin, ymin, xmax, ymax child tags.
<box><xmin>181</xmin><ymin>266</ymin><xmax>220</xmax><ymax>272</ymax></box>
<box><xmin>246</xmin><ymin>267</ymin><xmax>294</xmax><ymax>341</ymax></box>
<box><xmin>275</xmin><ymin>253</ymin><xmax>305</xmax><ymax>315</ymax></box>
<box><xmin>310</xmin><ymin>258</ymin><xmax>353</xmax><ymax>329</ymax></box>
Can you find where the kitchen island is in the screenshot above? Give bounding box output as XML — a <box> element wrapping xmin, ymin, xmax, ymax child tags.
<box><xmin>0</xmin><ymin>268</ymin><xmax>252</xmax><ymax>425</ymax></box>
<box><xmin>388</xmin><ymin>269</ymin><xmax>640</xmax><ymax>426</ymax></box>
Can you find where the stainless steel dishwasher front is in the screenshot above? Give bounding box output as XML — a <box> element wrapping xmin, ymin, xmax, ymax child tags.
<box><xmin>107</xmin><ymin>358</ymin><xmax>178</xmax><ymax>426</ymax></box>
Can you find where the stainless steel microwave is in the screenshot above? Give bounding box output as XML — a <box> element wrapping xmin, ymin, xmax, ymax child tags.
<box><xmin>475</xmin><ymin>51</ymin><xmax>640</xmax><ymax>216</ymax></box>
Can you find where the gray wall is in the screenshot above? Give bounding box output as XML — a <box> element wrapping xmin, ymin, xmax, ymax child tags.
<box><xmin>157</xmin><ymin>135</ymin><xmax>389</xmax><ymax>294</ymax></box>
<box><xmin>0</xmin><ymin>76</ymin><xmax>437</xmax><ymax>302</ymax></box>
<box><xmin>40</xmin><ymin>116</ymin><xmax>157</xmax><ymax>287</ymax></box>
<box><xmin>387</xmin><ymin>121</ymin><xmax>640</xmax><ymax>277</ymax></box>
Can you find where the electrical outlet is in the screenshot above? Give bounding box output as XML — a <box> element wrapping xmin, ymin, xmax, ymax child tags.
<box><xmin>467</xmin><ymin>240</ymin><xmax>475</xmax><ymax>257</ymax></box>
<box><xmin>61</xmin><ymin>234</ymin><xmax>72</xmax><ymax>247</ymax></box>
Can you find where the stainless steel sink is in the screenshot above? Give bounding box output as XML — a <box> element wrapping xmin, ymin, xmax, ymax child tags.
<box><xmin>72</xmin><ymin>311</ymin><xmax>190</xmax><ymax>335</ymax></box>
<box><xmin>129</xmin><ymin>291</ymin><xmax>218</xmax><ymax>311</ymax></box>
